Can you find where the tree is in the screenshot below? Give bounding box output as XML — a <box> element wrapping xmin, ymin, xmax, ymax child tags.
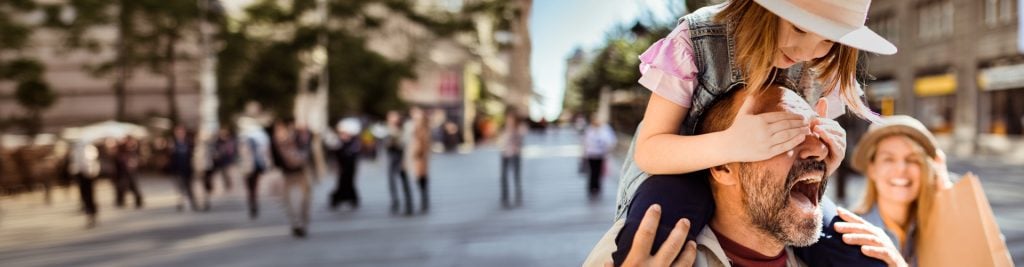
<box><xmin>15</xmin><ymin>79</ymin><xmax>56</xmax><ymax>134</ymax></box>
<box><xmin>1</xmin><ymin>1</ymin><xmax>56</xmax><ymax>134</ymax></box>
<box><xmin>216</xmin><ymin>0</ymin><xmax>472</xmax><ymax>122</ymax></box>
<box><xmin>134</xmin><ymin>0</ymin><xmax>206</xmax><ymax>124</ymax></box>
<box><xmin>47</xmin><ymin>0</ymin><xmax>141</xmax><ymax>121</ymax></box>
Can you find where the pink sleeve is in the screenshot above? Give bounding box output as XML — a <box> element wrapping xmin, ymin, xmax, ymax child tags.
<box><xmin>638</xmin><ymin>23</ymin><xmax>698</xmax><ymax>108</ymax></box>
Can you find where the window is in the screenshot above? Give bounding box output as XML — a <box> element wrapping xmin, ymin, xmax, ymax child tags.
<box><xmin>985</xmin><ymin>0</ymin><xmax>1017</xmax><ymax>27</ymax></box>
<box><xmin>869</xmin><ymin>14</ymin><xmax>900</xmax><ymax>45</ymax></box>
<box><xmin>918</xmin><ymin>1</ymin><xmax>954</xmax><ymax>41</ymax></box>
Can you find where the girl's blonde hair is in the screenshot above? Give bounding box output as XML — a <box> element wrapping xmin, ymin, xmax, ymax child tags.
<box><xmin>715</xmin><ymin>0</ymin><xmax>877</xmax><ymax>120</ymax></box>
<box><xmin>852</xmin><ymin>134</ymin><xmax>941</xmax><ymax>247</ymax></box>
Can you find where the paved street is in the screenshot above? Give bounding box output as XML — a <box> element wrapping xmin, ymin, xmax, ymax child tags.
<box><xmin>1</xmin><ymin>128</ymin><xmax>622</xmax><ymax>267</ymax></box>
<box><xmin>1</xmin><ymin>127</ymin><xmax>1021</xmax><ymax>266</ymax></box>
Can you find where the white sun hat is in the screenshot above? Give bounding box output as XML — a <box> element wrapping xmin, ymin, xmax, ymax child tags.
<box><xmin>754</xmin><ymin>0</ymin><xmax>897</xmax><ymax>55</ymax></box>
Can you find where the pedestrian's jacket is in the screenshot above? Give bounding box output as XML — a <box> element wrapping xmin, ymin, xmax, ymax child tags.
<box><xmin>271</xmin><ymin>131</ymin><xmax>311</xmax><ymax>173</ymax></box>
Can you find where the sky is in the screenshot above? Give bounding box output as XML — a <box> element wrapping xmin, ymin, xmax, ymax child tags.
<box><xmin>528</xmin><ymin>0</ymin><xmax>673</xmax><ymax>121</ymax></box>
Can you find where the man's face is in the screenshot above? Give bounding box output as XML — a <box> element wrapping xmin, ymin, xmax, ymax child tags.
<box><xmin>735</xmin><ymin>89</ymin><xmax>829</xmax><ymax>247</ymax></box>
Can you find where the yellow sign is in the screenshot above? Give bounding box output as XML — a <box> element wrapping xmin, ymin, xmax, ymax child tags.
<box><xmin>913</xmin><ymin>74</ymin><xmax>957</xmax><ymax>97</ymax></box>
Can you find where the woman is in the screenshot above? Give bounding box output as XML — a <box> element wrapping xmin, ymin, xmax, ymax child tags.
<box><xmin>405</xmin><ymin>107</ymin><xmax>431</xmax><ymax>213</ymax></box>
<box><xmin>850</xmin><ymin>115</ymin><xmax>951</xmax><ymax>265</ymax></box>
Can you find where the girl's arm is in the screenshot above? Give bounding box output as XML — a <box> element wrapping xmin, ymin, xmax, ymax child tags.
<box><xmin>634</xmin><ymin>93</ymin><xmax>810</xmax><ymax>175</ymax></box>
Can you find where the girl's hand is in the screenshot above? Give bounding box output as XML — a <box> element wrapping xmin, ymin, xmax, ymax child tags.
<box><xmin>725</xmin><ymin>95</ymin><xmax>810</xmax><ymax>163</ymax></box>
<box><xmin>811</xmin><ymin>98</ymin><xmax>846</xmax><ymax>176</ymax></box>
<box><xmin>835</xmin><ymin>208</ymin><xmax>908</xmax><ymax>267</ymax></box>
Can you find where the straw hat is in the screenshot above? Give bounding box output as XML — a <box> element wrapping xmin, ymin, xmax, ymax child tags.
<box><xmin>754</xmin><ymin>0</ymin><xmax>897</xmax><ymax>55</ymax></box>
<box><xmin>850</xmin><ymin>115</ymin><xmax>939</xmax><ymax>173</ymax></box>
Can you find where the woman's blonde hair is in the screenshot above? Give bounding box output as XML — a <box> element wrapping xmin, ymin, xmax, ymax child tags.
<box><xmin>715</xmin><ymin>0</ymin><xmax>877</xmax><ymax>120</ymax></box>
<box><xmin>853</xmin><ymin>134</ymin><xmax>941</xmax><ymax>246</ymax></box>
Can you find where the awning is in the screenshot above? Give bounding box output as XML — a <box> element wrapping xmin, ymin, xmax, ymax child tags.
<box><xmin>978</xmin><ymin>64</ymin><xmax>1024</xmax><ymax>91</ymax></box>
<box><xmin>867</xmin><ymin>80</ymin><xmax>899</xmax><ymax>99</ymax></box>
<box><xmin>914</xmin><ymin>74</ymin><xmax>957</xmax><ymax>97</ymax></box>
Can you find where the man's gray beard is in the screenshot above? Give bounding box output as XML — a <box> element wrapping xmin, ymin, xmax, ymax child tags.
<box><xmin>738</xmin><ymin>162</ymin><xmax>823</xmax><ymax>247</ymax></box>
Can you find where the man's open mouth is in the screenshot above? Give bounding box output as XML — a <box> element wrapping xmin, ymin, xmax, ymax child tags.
<box><xmin>790</xmin><ymin>176</ymin><xmax>822</xmax><ymax>207</ymax></box>
<box><xmin>785</xmin><ymin>159</ymin><xmax>827</xmax><ymax>208</ymax></box>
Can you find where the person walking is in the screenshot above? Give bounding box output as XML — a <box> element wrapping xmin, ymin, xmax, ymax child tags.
<box><xmin>499</xmin><ymin>110</ymin><xmax>527</xmax><ymax>207</ymax></box>
<box><xmin>170</xmin><ymin>125</ymin><xmax>199</xmax><ymax>212</ymax></box>
<box><xmin>200</xmin><ymin>128</ymin><xmax>238</xmax><ymax>210</ymax></box>
<box><xmin>68</xmin><ymin>141</ymin><xmax>101</xmax><ymax>228</ymax></box>
<box><xmin>240</xmin><ymin>124</ymin><xmax>270</xmax><ymax>220</ymax></box>
<box><xmin>329</xmin><ymin>118</ymin><xmax>363</xmax><ymax>210</ymax></box>
<box><xmin>406</xmin><ymin>107</ymin><xmax>431</xmax><ymax>213</ymax></box>
<box><xmin>582</xmin><ymin>116</ymin><xmax>616</xmax><ymax>198</ymax></box>
<box><xmin>115</xmin><ymin>135</ymin><xmax>144</xmax><ymax>208</ymax></box>
<box><xmin>271</xmin><ymin>121</ymin><xmax>313</xmax><ymax>238</ymax></box>
<box><xmin>384</xmin><ymin>111</ymin><xmax>413</xmax><ymax>215</ymax></box>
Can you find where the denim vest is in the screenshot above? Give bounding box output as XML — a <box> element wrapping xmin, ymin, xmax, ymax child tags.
<box><xmin>614</xmin><ymin>3</ymin><xmax>819</xmax><ymax>220</ymax></box>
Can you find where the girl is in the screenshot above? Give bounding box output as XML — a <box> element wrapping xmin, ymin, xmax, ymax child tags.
<box><xmin>607</xmin><ymin>0</ymin><xmax>899</xmax><ymax>265</ymax></box>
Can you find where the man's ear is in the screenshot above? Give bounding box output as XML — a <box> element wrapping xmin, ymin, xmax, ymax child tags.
<box><xmin>709</xmin><ymin>163</ymin><xmax>740</xmax><ymax>186</ymax></box>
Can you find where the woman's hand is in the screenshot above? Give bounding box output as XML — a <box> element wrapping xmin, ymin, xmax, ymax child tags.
<box><xmin>613</xmin><ymin>204</ymin><xmax>697</xmax><ymax>267</ymax></box>
<box><xmin>811</xmin><ymin>98</ymin><xmax>846</xmax><ymax>176</ymax></box>
<box><xmin>929</xmin><ymin>149</ymin><xmax>954</xmax><ymax>189</ymax></box>
<box><xmin>834</xmin><ymin>208</ymin><xmax>908</xmax><ymax>267</ymax></box>
<box><xmin>725</xmin><ymin>95</ymin><xmax>810</xmax><ymax>163</ymax></box>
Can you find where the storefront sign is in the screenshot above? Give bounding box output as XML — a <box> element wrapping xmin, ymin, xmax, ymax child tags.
<box><xmin>867</xmin><ymin>80</ymin><xmax>899</xmax><ymax>99</ymax></box>
<box><xmin>914</xmin><ymin>74</ymin><xmax>957</xmax><ymax>97</ymax></box>
<box><xmin>979</xmin><ymin>64</ymin><xmax>1024</xmax><ymax>91</ymax></box>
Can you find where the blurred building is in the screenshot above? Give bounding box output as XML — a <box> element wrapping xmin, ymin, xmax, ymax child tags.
<box><xmin>866</xmin><ymin>0</ymin><xmax>1024</xmax><ymax>158</ymax></box>
<box><xmin>0</xmin><ymin>8</ymin><xmax>201</xmax><ymax>133</ymax></box>
<box><xmin>562</xmin><ymin>47</ymin><xmax>588</xmax><ymax>118</ymax></box>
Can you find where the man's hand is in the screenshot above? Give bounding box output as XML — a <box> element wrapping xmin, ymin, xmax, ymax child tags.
<box><xmin>612</xmin><ymin>204</ymin><xmax>697</xmax><ymax>267</ymax></box>
<box><xmin>834</xmin><ymin>208</ymin><xmax>908</xmax><ymax>267</ymax></box>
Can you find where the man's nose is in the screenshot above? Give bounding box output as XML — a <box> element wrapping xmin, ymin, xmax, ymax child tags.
<box><xmin>795</xmin><ymin>130</ymin><xmax>828</xmax><ymax>162</ymax></box>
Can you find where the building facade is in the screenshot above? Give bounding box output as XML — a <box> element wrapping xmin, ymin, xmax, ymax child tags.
<box><xmin>0</xmin><ymin>8</ymin><xmax>201</xmax><ymax>134</ymax></box>
<box><xmin>865</xmin><ymin>0</ymin><xmax>1024</xmax><ymax>158</ymax></box>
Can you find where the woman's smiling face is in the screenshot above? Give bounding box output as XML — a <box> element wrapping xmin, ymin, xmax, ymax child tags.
<box><xmin>774</xmin><ymin>18</ymin><xmax>835</xmax><ymax>68</ymax></box>
<box><xmin>868</xmin><ymin>136</ymin><xmax>925</xmax><ymax>206</ymax></box>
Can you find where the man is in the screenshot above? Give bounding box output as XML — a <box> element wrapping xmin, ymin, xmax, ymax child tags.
<box><xmin>586</xmin><ymin>85</ymin><xmax>905</xmax><ymax>266</ymax></box>
<box><xmin>271</xmin><ymin>121</ymin><xmax>313</xmax><ymax>238</ymax></box>
<box><xmin>115</xmin><ymin>135</ymin><xmax>144</xmax><ymax>209</ymax></box>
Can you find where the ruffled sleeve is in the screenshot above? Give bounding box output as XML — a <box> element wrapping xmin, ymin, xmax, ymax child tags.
<box><xmin>637</xmin><ymin>23</ymin><xmax>699</xmax><ymax>108</ymax></box>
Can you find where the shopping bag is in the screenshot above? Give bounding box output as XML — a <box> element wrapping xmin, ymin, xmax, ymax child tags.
<box><xmin>917</xmin><ymin>173</ymin><xmax>1013</xmax><ymax>267</ymax></box>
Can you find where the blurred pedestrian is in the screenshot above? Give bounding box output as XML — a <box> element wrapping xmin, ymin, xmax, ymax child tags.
<box><xmin>99</xmin><ymin>138</ymin><xmax>118</xmax><ymax>204</ymax></box>
<box><xmin>240</xmin><ymin>123</ymin><xmax>270</xmax><ymax>219</ymax></box>
<box><xmin>582</xmin><ymin>115</ymin><xmax>617</xmax><ymax>198</ymax></box>
<box><xmin>384</xmin><ymin>111</ymin><xmax>413</xmax><ymax>215</ymax></box>
<box><xmin>499</xmin><ymin>110</ymin><xmax>527</xmax><ymax>207</ymax></box>
<box><xmin>271</xmin><ymin>121</ymin><xmax>313</xmax><ymax>238</ymax></box>
<box><xmin>170</xmin><ymin>125</ymin><xmax>199</xmax><ymax>212</ymax></box>
<box><xmin>68</xmin><ymin>142</ymin><xmax>101</xmax><ymax>228</ymax></box>
<box><xmin>329</xmin><ymin>118</ymin><xmax>362</xmax><ymax>210</ymax></box>
<box><xmin>115</xmin><ymin>135</ymin><xmax>144</xmax><ymax>208</ymax></box>
<box><xmin>202</xmin><ymin>128</ymin><xmax>237</xmax><ymax>199</ymax></box>
<box><xmin>406</xmin><ymin>107</ymin><xmax>431</xmax><ymax>213</ymax></box>
<box><xmin>441</xmin><ymin>120</ymin><xmax>461</xmax><ymax>153</ymax></box>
